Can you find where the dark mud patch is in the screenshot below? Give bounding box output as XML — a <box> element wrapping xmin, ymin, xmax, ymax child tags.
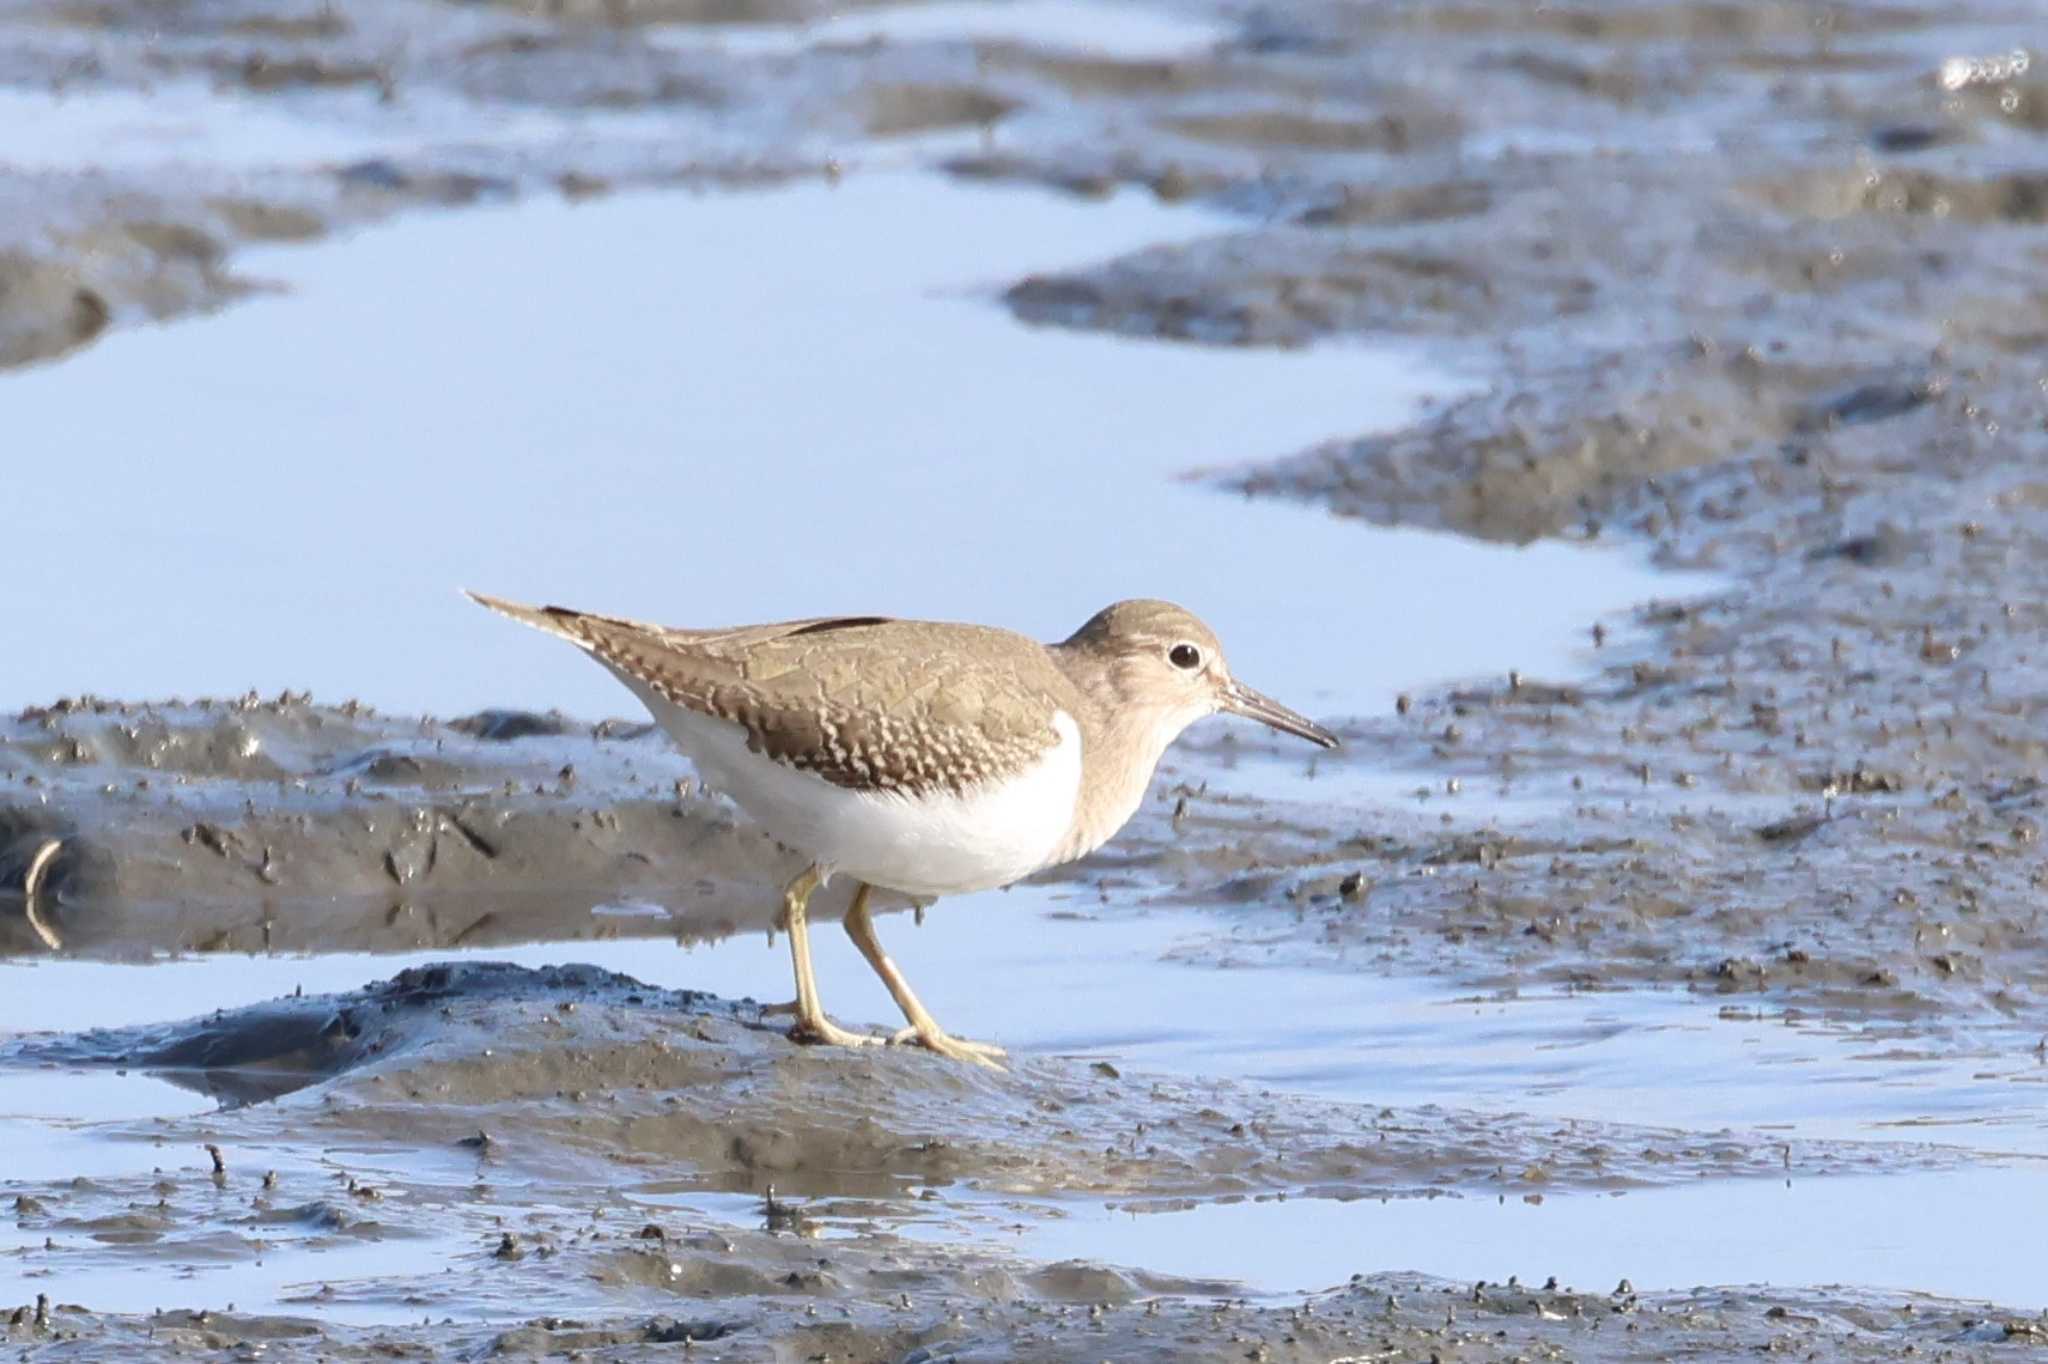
<box><xmin>0</xmin><ymin>211</ymin><xmax>261</xmax><ymax>367</ymax></box>
<box><xmin>0</xmin><ymin>697</ymin><xmax>798</xmax><ymax>958</ymax></box>
<box><xmin>1163</xmin><ymin>106</ymin><xmax>1461</xmax><ymax>155</ymax></box>
<box><xmin>0</xmin><ymin>696</ymin><xmax>1339</xmax><ymax>961</ymax></box>
<box><xmin>14</xmin><ymin>679</ymin><xmax>2045</xmax><ymax>1030</ymax></box>
<box><xmin>859</xmin><ymin>83</ymin><xmax>1017</xmax><ymax>137</ymax></box>
<box><xmin>0</xmin><ymin>251</ymin><xmax>108</xmax><ymax>367</ymax></box>
<box><xmin>1007</xmin><ymin>229</ymin><xmax>1583</xmax><ymax>344</ymax></box>
<box><xmin>1154</xmin><ymin>618</ymin><xmax>2048</xmax><ymax>1024</ymax></box>
<box><xmin>2</xmin><ymin>960</ymin><xmax>717</xmax><ymax>1105</ymax></box>
<box><xmin>1752</xmin><ymin>166</ymin><xmax>2048</xmax><ymax>224</ymax></box>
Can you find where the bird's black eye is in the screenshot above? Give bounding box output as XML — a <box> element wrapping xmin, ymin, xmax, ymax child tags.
<box><xmin>1168</xmin><ymin>643</ymin><xmax>1202</xmax><ymax>670</ymax></box>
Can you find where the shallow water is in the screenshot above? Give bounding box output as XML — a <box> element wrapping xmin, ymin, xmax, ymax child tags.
<box><xmin>1</xmin><ymin>1209</ymin><xmax>467</xmax><ymax>1326</ymax></box>
<box><xmin>5</xmin><ymin>884</ymin><xmax>2041</xmax><ymax>1315</ymax></box>
<box><xmin>12</xmin><ymin>886</ymin><xmax>2038</xmax><ymax>1155</ymax></box>
<box><xmin>8</xmin><ymin>888</ymin><xmax>2031</xmax><ymax>1155</ymax></box>
<box><xmin>991</xmin><ymin>1165</ymin><xmax>2048</xmax><ymax>1309</ymax></box>
<box><xmin>0</xmin><ymin>170</ymin><xmax>1712</xmax><ymax>722</ymax></box>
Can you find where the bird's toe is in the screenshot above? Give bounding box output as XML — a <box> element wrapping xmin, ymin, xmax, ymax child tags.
<box><xmin>891</xmin><ymin>1025</ymin><xmax>1007</xmax><ymax>1070</ymax></box>
<box><xmin>788</xmin><ymin>1016</ymin><xmax>886</xmax><ymax>1049</ymax></box>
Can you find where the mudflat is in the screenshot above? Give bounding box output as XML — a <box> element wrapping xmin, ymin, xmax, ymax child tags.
<box><xmin>6</xmin><ymin>0</ymin><xmax>2048</xmax><ymax>1356</ymax></box>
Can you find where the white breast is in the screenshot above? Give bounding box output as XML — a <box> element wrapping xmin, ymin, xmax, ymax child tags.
<box><xmin>629</xmin><ymin>680</ymin><xmax>1084</xmax><ymax>899</ymax></box>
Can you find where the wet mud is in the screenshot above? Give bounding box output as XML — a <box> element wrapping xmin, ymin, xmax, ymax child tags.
<box><xmin>9</xmin><ymin>0</ymin><xmax>2048</xmax><ymax>1354</ymax></box>
<box><xmin>0</xmin><ymin>698</ymin><xmax>791</xmax><ymax>958</ymax></box>
<box><xmin>0</xmin><ymin>961</ymin><xmax>2022</xmax><ymax>1363</ymax></box>
<box><xmin>0</xmin><ymin>696</ymin><xmax>1331</xmax><ymax>959</ymax></box>
<box><xmin>889</xmin><ymin>0</ymin><xmax>2048</xmax><ymax>1031</ymax></box>
<box><xmin>13</xmin><ymin>1278</ymin><xmax>2047</xmax><ymax>1363</ymax></box>
<box><xmin>3</xmin><ymin>959</ymin><xmax>1939</xmax><ymax>1193</ymax></box>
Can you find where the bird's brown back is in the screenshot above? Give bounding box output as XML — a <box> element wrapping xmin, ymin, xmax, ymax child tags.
<box><xmin>540</xmin><ymin>607</ymin><xmax>1082</xmax><ymax>797</ymax></box>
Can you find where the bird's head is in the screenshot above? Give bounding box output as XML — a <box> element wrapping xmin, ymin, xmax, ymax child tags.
<box><xmin>1060</xmin><ymin>599</ymin><xmax>1339</xmax><ymax>751</ymax></box>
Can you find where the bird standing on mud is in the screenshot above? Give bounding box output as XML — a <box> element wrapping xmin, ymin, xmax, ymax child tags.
<box><xmin>469</xmin><ymin>593</ymin><xmax>1337</xmax><ymax>1068</ymax></box>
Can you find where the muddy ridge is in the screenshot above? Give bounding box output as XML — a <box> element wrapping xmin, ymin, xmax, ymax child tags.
<box><xmin>5</xmin><ymin>959</ymin><xmax>1946</xmax><ymax>1196</ymax></box>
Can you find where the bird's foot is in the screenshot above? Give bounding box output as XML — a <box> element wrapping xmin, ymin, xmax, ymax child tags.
<box><xmin>891</xmin><ymin>1024</ymin><xmax>1007</xmax><ymax>1070</ymax></box>
<box><xmin>787</xmin><ymin>1014</ymin><xmax>887</xmax><ymax>1050</ymax></box>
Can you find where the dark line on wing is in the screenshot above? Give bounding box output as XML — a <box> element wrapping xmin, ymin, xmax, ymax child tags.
<box><xmin>785</xmin><ymin>616</ymin><xmax>894</xmax><ymax>637</ymax></box>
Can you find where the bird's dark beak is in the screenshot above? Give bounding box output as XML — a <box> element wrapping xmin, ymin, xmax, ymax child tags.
<box><xmin>1221</xmin><ymin>680</ymin><xmax>1340</xmax><ymax>749</ymax></box>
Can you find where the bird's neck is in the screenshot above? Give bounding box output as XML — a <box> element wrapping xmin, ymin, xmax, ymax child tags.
<box><xmin>1046</xmin><ymin>649</ymin><xmax>1185</xmax><ymax>866</ymax></box>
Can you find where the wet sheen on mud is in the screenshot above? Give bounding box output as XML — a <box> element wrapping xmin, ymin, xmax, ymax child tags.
<box><xmin>5</xmin><ymin>885</ymin><xmax>2042</xmax><ymax>1318</ymax></box>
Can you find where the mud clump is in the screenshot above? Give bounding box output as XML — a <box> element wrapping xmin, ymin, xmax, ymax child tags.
<box><xmin>0</xmin><ymin>252</ymin><xmax>109</xmax><ymax>367</ymax></box>
<box><xmin>1009</xmin><ymin>231</ymin><xmax>1587</xmax><ymax>346</ymax></box>
<box><xmin>1754</xmin><ymin>166</ymin><xmax>2048</xmax><ymax>223</ymax></box>
<box><xmin>1236</xmin><ymin>341</ymin><xmax>1792</xmax><ymax>542</ymax></box>
<box><xmin>10</xmin><ymin>959</ymin><xmax>1925</xmax><ymax>1195</ymax></box>
<box><xmin>859</xmin><ymin>84</ymin><xmax>1017</xmax><ymax>137</ymax></box>
<box><xmin>1164</xmin><ymin>106</ymin><xmax>1461</xmax><ymax>154</ymax></box>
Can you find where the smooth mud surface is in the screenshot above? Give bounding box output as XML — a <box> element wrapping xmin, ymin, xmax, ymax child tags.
<box><xmin>9</xmin><ymin>0</ymin><xmax>2048</xmax><ymax>1357</ymax></box>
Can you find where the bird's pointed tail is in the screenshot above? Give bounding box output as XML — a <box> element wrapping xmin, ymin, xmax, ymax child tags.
<box><xmin>462</xmin><ymin>589</ymin><xmax>593</xmax><ymax>645</ymax></box>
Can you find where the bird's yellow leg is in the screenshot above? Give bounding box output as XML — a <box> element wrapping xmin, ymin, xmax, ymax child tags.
<box><xmin>772</xmin><ymin>865</ymin><xmax>882</xmax><ymax>1051</ymax></box>
<box><xmin>843</xmin><ymin>885</ymin><xmax>1006</xmax><ymax>1070</ymax></box>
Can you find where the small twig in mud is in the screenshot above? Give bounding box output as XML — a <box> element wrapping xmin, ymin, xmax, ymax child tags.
<box><xmin>19</xmin><ymin>838</ymin><xmax>63</xmax><ymax>950</ymax></box>
<box><xmin>761</xmin><ymin>1182</ymin><xmax>806</xmax><ymax>1233</ymax></box>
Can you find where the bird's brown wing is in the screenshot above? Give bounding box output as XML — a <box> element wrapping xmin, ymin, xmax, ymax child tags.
<box><xmin>467</xmin><ymin>593</ymin><xmax>1073</xmax><ymax>795</ymax></box>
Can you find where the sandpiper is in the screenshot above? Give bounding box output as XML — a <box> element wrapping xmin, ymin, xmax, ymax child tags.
<box><xmin>468</xmin><ymin>593</ymin><xmax>1337</xmax><ymax>1068</ymax></box>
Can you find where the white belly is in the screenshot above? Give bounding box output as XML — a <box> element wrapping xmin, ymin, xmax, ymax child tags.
<box><xmin>630</xmin><ymin>685</ymin><xmax>1084</xmax><ymax>899</ymax></box>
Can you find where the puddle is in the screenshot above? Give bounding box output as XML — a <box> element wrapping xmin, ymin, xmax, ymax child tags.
<box><xmin>14</xmin><ymin>1246</ymin><xmax>433</xmax><ymax>1324</ymax></box>
<box><xmin>984</xmin><ymin>1165</ymin><xmax>2048</xmax><ymax>1309</ymax></box>
<box><xmin>0</xmin><ymin>170</ymin><xmax>1713</xmax><ymax>722</ymax></box>
<box><xmin>0</xmin><ymin>1071</ymin><xmax>215</xmax><ymax>1184</ymax></box>
<box><xmin>0</xmin><ymin>1070</ymin><xmax>211</xmax><ymax>1125</ymax></box>
<box><xmin>650</xmin><ymin>0</ymin><xmax>1232</xmax><ymax>60</ymax></box>
<box><xmin>1</xmin><ymin>1216</ymin><xmax>469</xmax><ymax>1326</ymax></box>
